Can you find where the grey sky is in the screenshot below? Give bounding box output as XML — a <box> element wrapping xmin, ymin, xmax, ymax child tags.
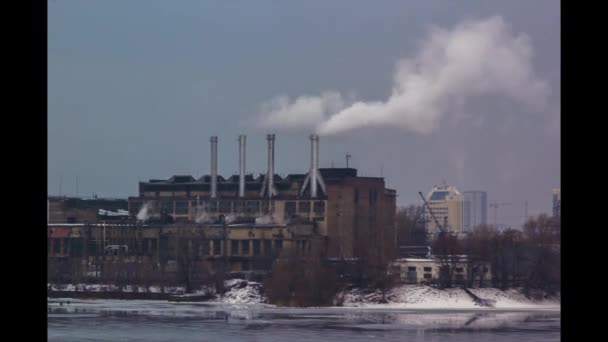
<box><xmin>48</xmin><ymin>0</ymin><xmax>560</xmax><ymax>228</ymax></box>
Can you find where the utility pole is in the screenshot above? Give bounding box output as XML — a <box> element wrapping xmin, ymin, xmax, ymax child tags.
<box><xmin>346</xmin><ymin>153</ymin><xmax>352</xmax><ymax>168</ymax></box>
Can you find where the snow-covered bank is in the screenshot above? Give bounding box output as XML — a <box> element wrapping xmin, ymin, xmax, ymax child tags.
<box><xmin>339</xmin><ymin>285</ymin><xmax>560</xmax><ymax>310</ymax></box>
<box><xmin>48</xmin><ymin>281</ymin><xmax>559</xmax><ymax>310</ymax></box>
<box><xmin>48</xmin><ymin>279</ymin><xmax>266</xmax><ymax>304</ymax></box>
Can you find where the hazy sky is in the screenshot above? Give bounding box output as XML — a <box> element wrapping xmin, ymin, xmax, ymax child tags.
<box><xmin>48</xmin><ymin>0</ymin><xmax>560</xmax><ymax>228</ymax></box>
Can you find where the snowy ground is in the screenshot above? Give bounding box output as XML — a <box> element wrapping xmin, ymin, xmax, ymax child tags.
<box><xmin>48</xmin><ymin>279</ymin><xmax>266</xmax><ymax>304</ymax></box>
<box><xmin>49</xmin><ymin>282</ymin><xmax>559</xmax><ymax>310</ymax></box>
<box><xmin>339</xmin><ymin>285</ymin><xmax>560</xmax><ymax>310</ymax></box>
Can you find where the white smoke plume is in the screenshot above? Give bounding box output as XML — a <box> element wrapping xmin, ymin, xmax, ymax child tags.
<box><xmin>258</xmin><ymin>16</ymin><xmax>549</xmax><ymax>135</ymax></box>
<box><xmin>136</xmin><ymin>202</ymin><xmax>151</xmax><ymax>221</ymax></box>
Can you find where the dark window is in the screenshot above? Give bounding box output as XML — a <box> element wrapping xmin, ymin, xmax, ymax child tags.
<box><xmin>298</xmin><ymin>201</ymin><xmax>310</xmax><ymax>214</ymax></box>
<box><xmin>234</xmin><ymin>201</ymin><xmax>245</xmax><ymax>213</ymax></box>
<box><xmin>208</xmin><ymin>201</ymin><xmax>218</xmax><ymax>212</ymax></box>
<box><xmin>242</xmin><ymin>240</ymin><xmax>250</xmax><ymax>255</ymax></box>
<box><xmin>67</xmin><ymin>217</ymin><xmax>76</xmax><ymax>223</ymax></box>
<box><xmin>162</xmin><ymin>201</ymin><xmax>174</xmax><ymax>212</ymax></box>
<box><xmin>242</xmin><ymin>260</ymin><xmax>250</xmax><ymax>271</ymax></box>
<box><xmin>354</xmin><ymin>189</ymin><xmax>359</xmax><ymax>204</ymax></box>
<box><xmin>219</xmin><ymin>201</ymin><xmax>232</xmax><ymax>213</ymax></box>
<box><xmin>423</xmin><ymin>273</ymin><xmax>432</xmax><ymax>279</ymax></box>
<box><xmin>47</xmin><ymin>239</ymin><xmax>51</xmax><ymax>254</ymax></box>
<box><xmin>213</xmin><ymin>240</ymin><xmax>221</xmax><ymax>255</ymax></box>
<box><xmin>408</xmin><ymin>266</ymin><xmax>416</xmax><ymax>271</ymax></box>
<box><xmin>175</xmin><ymin>201</ymin><xmax>188</xmax><ymax>214</ymax></box>
<box><xmin>253</xmin><ymin>240</ymin><xmax>261</xmax><ymax>256</ymax></box>
<box><xmin>313</xmin><ymin>201</ymin><xmax>325</xmax><ymax>214</ymax></box>
<box><xmin>264</xmin><ymin>240</ymin><xmax>272</xmax><ymax>256</ymax></box>
<box><xmin>455</xmin><ymin>267</ymin><xmax>464</xmax><ymax>273</ymax></box>
<box><xmin>246</xmin><ymin>201</ymin><xmax>260</xmax><ymax>214</ymax></box>
<box><xmin>70</xmin><ymin>238</ymin><xmax>84</xmax><ymax>257</ymax></box>
<box><xmin>483</xmin><ymin>267</ymin><xmax>489</xmax><ymax>273</ymax></box>
<box><xmin>284</xmin><ymin>202</ymin><xmax>296</xmax><ymax>219</ymax></box>
<box><xmin>200</xmin><ymin>240</ymin><xmax>210</xmax><ymax>256</ymax></box>
<box><xmin>231</xmin><ymin>240</ymin><xmax>239</xmax><ymax>256</ymax></box>
<box><xmin>274</xmin><ymin>240</ymin><xmax>283</xmax><ymax>251</ymax></box>
<box><xmin>53</xmin><ymin>239</ymin><xmax>60</xmax><ymax>255</ymax></box>
<box><xmin>423</xmin><ymin>267</ymin><xmax>432</xmax><ymax>272</ymax></box>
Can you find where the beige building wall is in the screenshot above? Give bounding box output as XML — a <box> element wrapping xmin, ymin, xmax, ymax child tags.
<box><xmin>425</xmin><ymin>186</ymin><xmax>464</xmax><ymax>234</ymax></box>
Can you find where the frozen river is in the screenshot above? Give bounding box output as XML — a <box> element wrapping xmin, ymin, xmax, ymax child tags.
<box><xmin>48</xmin><ymin>298</ymin><xmax>560</xmax><ymax>341</ymax></box>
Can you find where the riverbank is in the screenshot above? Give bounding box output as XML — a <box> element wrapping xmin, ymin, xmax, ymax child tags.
<box><xmin>48</xmin><ymin>281</ymin><xmax>559</xmax><ymax>310</ymax></box>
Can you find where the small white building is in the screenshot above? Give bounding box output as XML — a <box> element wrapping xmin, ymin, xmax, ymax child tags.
<box><xmin>391</xmin><ymin>256</ymin><xmax>491</xmax><ymax>286</ymax></box>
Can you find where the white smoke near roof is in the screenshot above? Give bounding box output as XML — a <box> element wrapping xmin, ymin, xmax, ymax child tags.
<box><xmin>257</xmin><ymin>16</ymin><xmax>549</xmax><ymax>135</ymax></box>
<box><xmin>136</xmin><ymin>203</ymin><xmax>151</xmax><ymax>221</ymax></box>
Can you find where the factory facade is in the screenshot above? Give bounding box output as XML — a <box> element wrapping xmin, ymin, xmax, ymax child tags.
<box><xmin>49</xmin><ymin>134</ymin><xmax>397</xmax><ymax>283</ymax></box>
<box><xmin>128</xmin><ymin>134</ymin><xmax>396</xmax><ymax>259</ymax></box>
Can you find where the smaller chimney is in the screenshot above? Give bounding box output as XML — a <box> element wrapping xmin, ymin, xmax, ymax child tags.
<box><xmin>238</xmin><ymin>135</ymin><xmax>246</xmax><ymax>198</ymax></box>
<box><xmin>260</xmin><ymin>134</ymin><xmax>277</xmax><ymax>198</ymax></box>
<box><xmin>210</xmin><ymin>136</ymin><xmax>218</xmax><ymax>198</ymax></box>
<box><xmin>300</xmin><ymin>134</ymin><xmax>326</xmax><ymax>198</ymax></box>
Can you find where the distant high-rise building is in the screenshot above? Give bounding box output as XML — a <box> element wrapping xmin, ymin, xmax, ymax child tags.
<box><xmin>552</xmin><ymin>188</ymin><xmax>560</xmax><ymax>218</ymax></box>
<box><xmin>463</xmin><ymin>191</ymin><xmax>488</xmax><ymax>232</ymax></box>
<box><xmin>424</xmin><ymin>185</ymin><xmax>464</xmax><ymax>234</ymax></box>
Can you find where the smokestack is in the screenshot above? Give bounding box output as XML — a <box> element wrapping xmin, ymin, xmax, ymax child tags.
<box><xmin>300</xmin><ymin>134</ymin><xmax>326</xmax><ymax>198</ymax></box>
<box><xmin>260</xmin><ymin>134</ymin><xmax>277</xmax><ymax>198</ymax></box>
<box><xmin>210</xmin><ymin>136</ymin><xmax>218</xmax><ymax>198</ymax></box>
<box><xmin>238</xmin><ymin>135</ymin><xmax>246</xmax><ymax>198</ymax></box>
<box><xmin>310</xmin><ymin>134</ymin><xmax>318</xmax><ymax>198</ymax></box>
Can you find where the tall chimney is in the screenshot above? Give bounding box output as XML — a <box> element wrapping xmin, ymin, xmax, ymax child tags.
<box><xmin>210</xmin><ymin>136</ymin><xmax>218</xmax><ymax>198</ymax></box>
<box><xmin>260</xmin><ymin>134</ymin><xmax>277</xmax><ymax>198</ymax></box>
<box><xmin>310</xmin><ymin>134</ymin><xmax>318</xmax><ymax>198</ymax></box>
<box><xmin>300</xmin><ymin>134</ymin><xmax>326</xmax><ymax>198</ymax></box>
<box><xmin>238</xmin><ymin>135</ymin><xmax>246</xmax><ymax>198</ymax></box>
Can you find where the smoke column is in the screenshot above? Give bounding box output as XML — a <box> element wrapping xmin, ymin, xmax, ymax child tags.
<box><xmin>258</xmin><ymin>16</ymin><xmax>548</xmax><ymax>135</ymax></box>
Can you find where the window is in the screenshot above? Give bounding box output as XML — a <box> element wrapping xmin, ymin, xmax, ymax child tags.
<box><xmin>246</xmin><ymin>201</ymin><xmax>260</xmax><ymax>214</ymax></box>
<box><xmin>219</xmin><ymin>201</ymin><xmax>232</xmax><ymax>213</ymax></box>
<box><xmin>213</xmin><ymin>240</ymin><xmax>221</xmax><ymax>255</ymax></box>
<box><xmin>423</xmin><ymin>273</ymin><xmax>432</xmax><ymax>279</ymax></box>
<box><xmin>284</xmin><ymin>202</ymin><xmax>296</xmax><ymax>219</ymax></box>
<box><xmin>231</xmin><ymin>240</ymin><xmax>239</xmax><ymax>256</ymax></box>
<box><xmin>354</xmin><ymin>189</ymin><xmax>359</xmax><ymax>204</ymax></box>
<box><xmin>53</xmin><ymin>239</ymin><xmax>60</xmax><ymax>255</ymax></box>
<box><xmin>234</xmin><ymin>201</ymin><xmax>245</xmax><ymax>214</ymax></box>
<box><xmin>423</xmin><ymin>267</ymin><xmax>432</xmax><ymax>272</ymax></box>
<box><xmin>175</xmin><ymin>201</ymin><xmax>188</xmax><ymax>215</ymax></box>
<box><xmin>313</xmin><ymin>201</ymin><xmax>325</xmax><ymax>214</ymax></box>
<box><xmin>298</xmin><ymin>201</ymin><xmax>310</xmax><ymax>214</ymax></box>
<box><xmin>208</xmin><ymin>201</ymin><xmax>218</xmax><ymax>213</ymax></box>
<box><xmin>483</xmin><ymin>267</ymin><xmax>489</xmax><ymax>273</ymax></box>
<box><xmin>455</xmin><ymin>267</ymin><xmax>464</xmax><ymax>273</ymax></box>
<box><xmin>264</xmin><ymin>240</ymin><xmax>272</xmax><ymax>256</ymax></box>
<box><xmin>274</xmin><ymin>239</ymin><xmax>283</xmax><ymax>251</ymax></box>
<box><xmin>253</xmin><ymin>240</ymin><xmax>261</xmax><ymax>256</ymax></box>
<box><xmin>408</xmin><ymin>266</ymin><xmax>416</xmax><ymax>271</ymax></box>
<box><xmin>242</xmin><ymin>240</ymin><xmax>250</xmax><ymax>255</ymax></box>
<box><xmin>200</xmin><ymin>240</ymin><xmax>210</xmax><ymax>256</ymax></box>
<box><xmin>67</xmin><ymin>217</ymin><xmax>76</xmax><ymax>223</ymax></box>
<box><xmin>242</xmin><ymin>260</ymin><xmax>250</xmax><ymax>271</ymax></box>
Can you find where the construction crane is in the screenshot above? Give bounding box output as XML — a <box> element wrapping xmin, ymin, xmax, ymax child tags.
<box><xmin>418</xmin><ymin>191</ymin><xmax>446</xmax><ymax>236</ymax></box>
<box><xmin>489</xmin><ymin>201</ymin><xmax>511</xmax><ymax>228</ymax></box>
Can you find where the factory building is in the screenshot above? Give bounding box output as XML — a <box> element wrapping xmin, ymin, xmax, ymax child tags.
<box><xmin>128</xmin><ymin>134</ymin><xmax>397</xmax><ymax>259</ymax></box>
<box><xmin>48</xmin><ymin>196</ymin><xmax>129</xmax><ymax>224</ymax></box>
